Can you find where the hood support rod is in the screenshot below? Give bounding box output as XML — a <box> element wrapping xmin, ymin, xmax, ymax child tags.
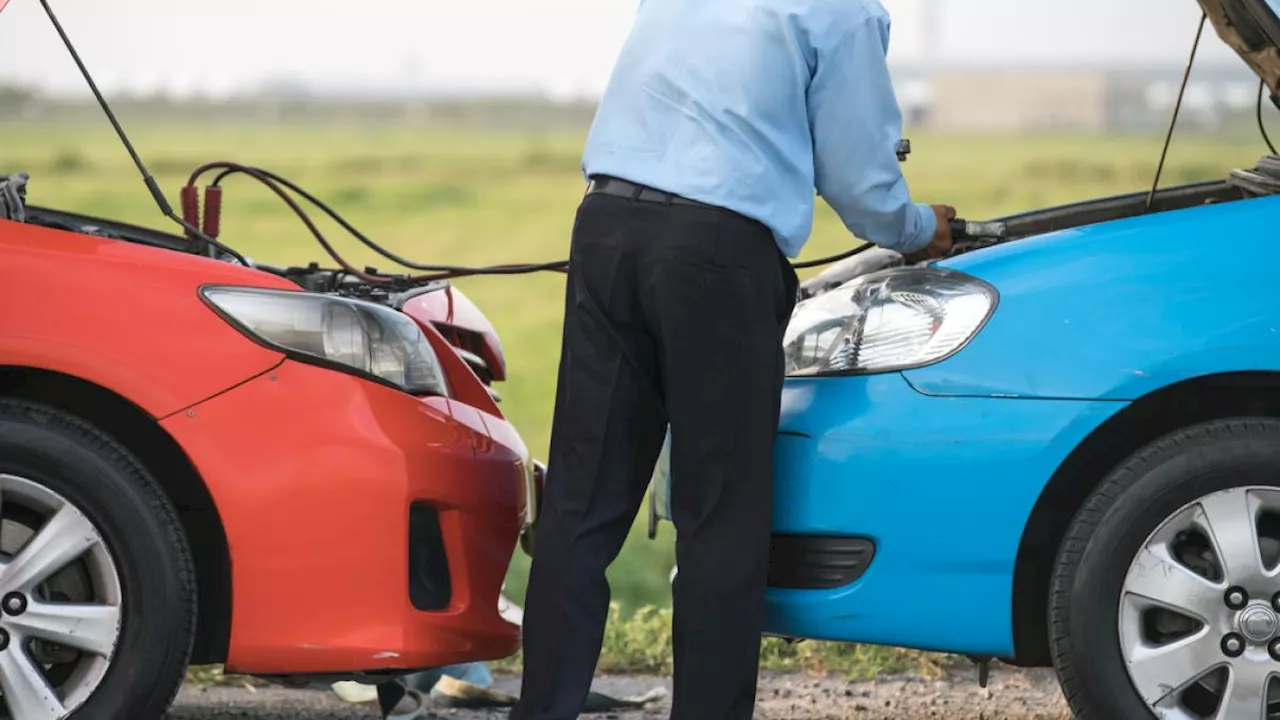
<box><xmin>1147</xmin><ymin>12</ymin><xmax>1208</xmax><ymax>213</ymax></box>
<box><xmin>34</xmin><ymin>0</ymin><xmax>244</xmax><ymax>263</ymax></box>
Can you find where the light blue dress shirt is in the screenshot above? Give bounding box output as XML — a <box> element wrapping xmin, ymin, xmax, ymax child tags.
<box><xmin>581</xmin><ymin>0</ymin><xmax>936</xmax><ymax>258</ymax></box>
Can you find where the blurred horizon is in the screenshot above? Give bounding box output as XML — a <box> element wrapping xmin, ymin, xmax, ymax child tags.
<box><xmin>0</xmin><ymin>0</ymin><xmax>1260</xmax><ymax>101</ymax></box>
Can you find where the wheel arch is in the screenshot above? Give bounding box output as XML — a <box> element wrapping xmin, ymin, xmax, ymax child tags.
<box><xmin>1010</xmin><ymin>371</ymin><xmax>1280</xmax><ymax>667</ymax></box>
<box><xmin>0</xmin><ymin>365</ymin><xmax>232</xmax><ymax>665</ymax></box>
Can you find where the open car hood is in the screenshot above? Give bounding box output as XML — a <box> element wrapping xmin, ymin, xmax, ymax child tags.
<box><xmin>1201</xmin><ymin>0</ymin><xmax>1280</xmax><ymax>95</ymax></box>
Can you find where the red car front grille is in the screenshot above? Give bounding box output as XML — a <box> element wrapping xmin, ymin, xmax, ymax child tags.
<box><xmin>433</xmin><ymin>323</ymin><xmax>494</xmax><ymax>384</ymax></box>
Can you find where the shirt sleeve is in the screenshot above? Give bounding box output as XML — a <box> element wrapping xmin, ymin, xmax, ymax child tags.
<box><xmin>807</xmin><ymin>14</ymin><xmax>936</xmax><ymax>254</ymax></box>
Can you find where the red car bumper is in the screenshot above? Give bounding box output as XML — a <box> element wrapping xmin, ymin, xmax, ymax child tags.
<box><xmin>161</xmin><ymin>359</ymin><xmax>526</xmax><ymax>675</ymax></box>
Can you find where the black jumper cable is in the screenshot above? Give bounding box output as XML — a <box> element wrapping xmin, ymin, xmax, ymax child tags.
<box><xmin>34</xmin><ymin>0</ymin><xmax>1005</xmax><ymax>290</ymax></box>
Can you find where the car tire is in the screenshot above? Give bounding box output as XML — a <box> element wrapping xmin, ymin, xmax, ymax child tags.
<box><xmin>1051</xmin><ymin>418</ymin><xmax>1280</xmax><ymax>720</ymax></box>
<box><xmin>0</xmin><ymin>399</ymin><xmax>196</xmax><ymax>720</ymax></box>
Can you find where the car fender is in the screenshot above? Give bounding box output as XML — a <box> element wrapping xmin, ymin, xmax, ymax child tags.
<box><xmin>0</xmin><ymin>219</ymin><xmax>291</xmax><ymax>418</ymax></box>
<box><xmin>903</xmin><ymin>195</ymin><xmax>1280</xmax><ymax>400</ymax></box>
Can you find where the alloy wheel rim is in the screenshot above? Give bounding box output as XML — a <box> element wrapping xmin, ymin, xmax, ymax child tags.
<box><xmin>0</xmin><ymin>474</ymin><xmax>122</xmax><ymax>720</ymax></box>
<box><xmin>1119</xmin><ymin>485</ymin><xmax>1280</xmax><ymax>719</ymax></box>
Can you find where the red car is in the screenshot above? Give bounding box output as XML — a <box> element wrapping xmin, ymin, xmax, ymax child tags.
<box><xmin>0</xmin><ymin>162</ymin><xmax>541</xmax><ymax>719</ymax></box>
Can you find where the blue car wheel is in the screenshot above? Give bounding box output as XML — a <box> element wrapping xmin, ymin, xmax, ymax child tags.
<box><xmin>1051</xmin><ymin>418</ymin><xmax>1280</xmax><ymax>720</ymax></box>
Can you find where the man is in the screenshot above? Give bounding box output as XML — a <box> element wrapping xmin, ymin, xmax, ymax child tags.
<box><xmin>512</xmin><ymin>0</ymin><xmax>955</xmax><ymax>718</ymax></box>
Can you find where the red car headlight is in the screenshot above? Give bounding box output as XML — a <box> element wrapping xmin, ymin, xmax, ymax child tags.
<box><xmin>201</xmin><ymin>285</ymin><xmax>451</xmax><ymax>397</ymax></box>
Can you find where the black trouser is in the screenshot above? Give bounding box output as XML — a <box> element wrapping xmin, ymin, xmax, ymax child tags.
<box><xmin>511</xmin><ymin>189</ymin><xmax>798</xmax><ymax>720</ymax></box>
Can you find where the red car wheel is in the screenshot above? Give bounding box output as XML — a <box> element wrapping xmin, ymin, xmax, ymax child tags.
<box><xmin>0</xmin><ymin>400</ymin><xmax>196</xmax><ymax>720</ymax></box>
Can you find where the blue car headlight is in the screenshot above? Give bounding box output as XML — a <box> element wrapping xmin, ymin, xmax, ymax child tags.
<box><xmin>783</xmin><ymin>266</ymin><xmax>997</xmax><ymax>376</ymax></box>
<box><xmin>201</xmin><ymin>286</ymin><xmax>450</xmax><ymax>397</ymax></box>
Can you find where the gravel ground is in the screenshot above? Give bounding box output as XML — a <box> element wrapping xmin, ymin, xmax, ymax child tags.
<box><xmin>166</xmin><ymin>666</ymin><xmax>1073</xmax><ymax>719</ymax></box>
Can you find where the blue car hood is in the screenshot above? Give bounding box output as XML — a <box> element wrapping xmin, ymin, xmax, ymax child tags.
<box><xmin>905</xmin><ymin>193</ymin><xmax>1280</xmax><ymax>401</ymax></box>
<box><xmin>1202</xmin><ymin>1</ymin><xmax>1280</xmax><ymax>96</ymax></box>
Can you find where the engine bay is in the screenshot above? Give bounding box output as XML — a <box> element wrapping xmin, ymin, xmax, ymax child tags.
<box><xmin>951</xmin><ymin>153</ymin><xmax>1280</xmax><ymax>252</ymax></box>
<box><xmin>798</xmin><ymin>153</ymin><xmax>1280</xmax><ymax>299</ymax></box>
<box><xmin>0</xmin><ymin>171</ymin><xmax>420</xmax><ymax>299</ymax></box>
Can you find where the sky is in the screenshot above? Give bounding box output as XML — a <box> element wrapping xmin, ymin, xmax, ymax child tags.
<box><xmin>0</xmin><ymin>0</ymin><xmax>1256</xmax><ymax>98</ymax></box>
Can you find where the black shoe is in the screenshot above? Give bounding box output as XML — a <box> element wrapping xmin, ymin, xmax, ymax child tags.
<box><xmin>377</xmin><ymin>681</ymin><xmax>407</xmax><ymax>718</ymax></box>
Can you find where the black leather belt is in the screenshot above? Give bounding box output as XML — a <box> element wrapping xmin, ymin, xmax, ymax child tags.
<box><xmin>585</xmin><ymin>176</ymin><xmax>712</xmax><ymax>208</ymax></box>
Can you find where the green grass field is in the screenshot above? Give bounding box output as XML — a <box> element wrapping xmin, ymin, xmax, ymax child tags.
<box><xmin>2</xmin><ymin>120</ymin><xmax>1272</xmax><ymax>618</ymax></box>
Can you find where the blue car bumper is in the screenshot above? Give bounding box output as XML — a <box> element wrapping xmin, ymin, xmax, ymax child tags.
<box><xmin>761</xmin><ymin>373</ymin><xmax>1125</xmax><ymax>657</ymax></box>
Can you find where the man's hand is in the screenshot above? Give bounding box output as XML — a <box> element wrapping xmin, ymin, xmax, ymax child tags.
<box><xmin>903</xmin><ymin>205</ymin><xmax>956</xmax><ymax>264</ymax></box>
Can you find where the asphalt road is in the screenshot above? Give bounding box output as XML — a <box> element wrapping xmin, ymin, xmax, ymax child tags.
<box><xmin>166</xmin><ymin>669</ymin><xmax>1073</xmax><ymax>720</ymax></box>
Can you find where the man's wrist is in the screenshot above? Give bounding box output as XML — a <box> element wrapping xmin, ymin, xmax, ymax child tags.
<box><xmin>900</xmin><ymin>203</ymin><xmax>936</xmax><ymax>255</ymax></box>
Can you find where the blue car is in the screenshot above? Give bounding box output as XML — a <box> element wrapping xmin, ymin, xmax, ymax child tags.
<box><xmin>648</xmin><ymin>2</ymin><xmax>1280</xmax><ymax>717</ymax></box>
